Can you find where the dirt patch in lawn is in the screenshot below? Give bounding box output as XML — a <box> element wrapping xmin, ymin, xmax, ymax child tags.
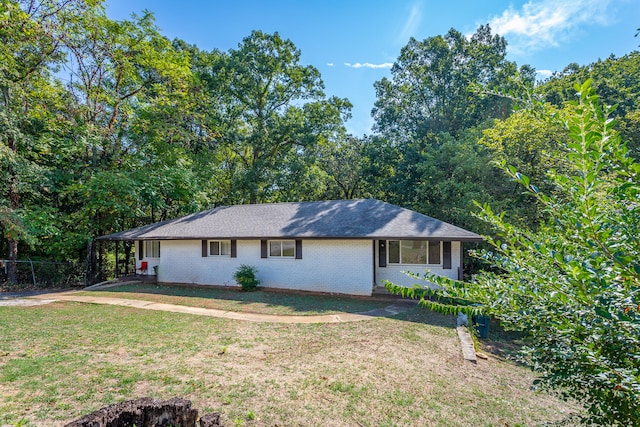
<box><xmin>0</xmin><ymin>298</ymin><xmax>56</xmax><ymax>307</ymax></box>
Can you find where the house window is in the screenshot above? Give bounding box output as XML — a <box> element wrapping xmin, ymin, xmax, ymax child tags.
<box><xmin>269</xmin><ymin>240</ymin><xmax>295</xmax><ymax>257</ymax></box>
<box><xmin>388</xmin><ymin>240</ymin><xmax>400</xmax><ymax>264</ymax></box>
<box><xmin>429</xmin><ymin>241</ymin><xmax>441</xmax><ymax>264</ymax></box>
<box><xmin>387</xmin><ymin>240</ymin><xmax>440</xmax><ymax>265</ymax></box>
<box><xmin>145</xmin><ymin>241</ymin><xmax>160</xmax><ymax>258</ymax></box>
<box><xmin>209</xmin><ymin>240</ymin><xmax>231</xmax><ymax>256</ymax></box>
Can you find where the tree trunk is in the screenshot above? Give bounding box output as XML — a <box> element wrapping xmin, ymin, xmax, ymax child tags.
<box><xmin>115</xmin><ymin>240</ymin><xmax>119</xmax><ymax>277</ymax></box>
<box><xmin>123</xmin><ymin>241</ymin><xmax>132</xmax><ymax>275</ymax></box>
<box><xmin>6</xmin><ymin>132</ymin><xmax>19</xmax><ymax>284</ymax></box>
<box><xmin>7</xmin><ymin>239</ymin><xmax>18</xmax><ymax>284</ymax></box>
<box><xmin>85</xmin><ymin>239</ymin><xmax>98</xmax><ymax>286</ymax></box>
<box><xmin>98</xmin><ymin>239</ymin><xmax>106</xmax><ymax>282</ymax></box>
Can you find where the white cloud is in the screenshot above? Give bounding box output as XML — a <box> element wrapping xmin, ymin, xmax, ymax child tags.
<box><xmin>536</xmin><ymin>69</ymin><xmax>553</xmax><ymax>79</ymax></box>
<box><xmin>344</xmin><ymin>62</ymin><xmax>393</xmax><ymax>69</ymax></box>
<box><xmin>488</xmin><ymin>0</ymin><xmax>614</xmax><ymax>54</ymax></box>
<box><xmin>398</xmin><ymin>2</ymin><xmax>423</xmax><ymax>42</ymax></box>
<box><xmin>327</xmin><ymin>63</ymin><xmax>334</xmax><ymax>67</ymax></box>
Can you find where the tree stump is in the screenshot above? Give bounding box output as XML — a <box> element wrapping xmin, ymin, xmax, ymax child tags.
<box><xmin>64</xmin><ymin>397</ymin><xmax>222</xmax><ymax>427</ymax></box>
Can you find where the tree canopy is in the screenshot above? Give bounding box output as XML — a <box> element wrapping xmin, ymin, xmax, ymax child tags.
<box><xmin>372</xmin><ymin>25</ymin><xmax>531</xmax><ymax>142</ymax></box>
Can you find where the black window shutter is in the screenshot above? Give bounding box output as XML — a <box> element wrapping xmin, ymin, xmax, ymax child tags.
<box><xmin>202</xmin><ymin>240</ymin><xmax>208</xmax><ymax>257</ymax></box>
<box><xmin>295</xmin><ymin>239</ymin><xmax>302</xmax><ymax>259</ymax></box>
<box><xmin>138</xmin><ymin>241</ymin><xmax>144</xmax><ymax>260</ymax></box>
<box><xmin>443</xmin><ymin>241</ymin><xmax>452</xmax><ymax>269</ymax></box>
<box><xmin>261</xmin><ymin>240</ymin><xmax>268</xmax><ymax>258</ymax></box>
<box><xmin>231</xmin><ymin>240</ymin><xmax>237</xmax><ymax>258</ymax></box>
<box><xmin>378</xmin><ymin>240</ymin><xmax>386</xmax><ymax>267</ymax></box>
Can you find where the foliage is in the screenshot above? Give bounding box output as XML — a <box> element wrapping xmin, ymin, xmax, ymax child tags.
<box><xmin>233</xmin><ymin>264</ymin><xmax>260</xmax><ymax>292</ymax></box>
<box><xmin>537</xmin><ymin>52</ymin><xmax>640</xmax><ymax>158</ymax></box>
<box><xmin>479</xmin><ymin>107</ymin><xmax>571</xmax><ymax>227</ymax></box>
<box><xmin>372</xmin><ymin>25</ymin><xmax>530</xmax><ymax>142</ymax></box>
<box><xmin>385</xmin><ymin>279</ymin><xmax>484</xmax><ymax>317</ymax></box>
<box><xmin>317</xmin><ymin>134</ymin><xmax>366</xmax><ymax>199</ymax></box>
<box><xmin>0</xmin><ymin>0</ymin><xmax>91</xmax><ymax>281</ymax></box>
<box><xmin>365</xmin><ymin>25</ymin><xmax>537</xmax><ymax>244</ymax></box>
<box><xmin>388</xmin><ymin>81</ymin><xmax>640</xmax><ymax>425</ymax></box>
<box><xmin>202</xmin><ymin>30</ymin><xmax>351</xmax><ymax>204</ymax></box>
<box><xmin>360</xmin><ymin>127</ymin><xmax>504</xmax><ymax>237</ymax></box>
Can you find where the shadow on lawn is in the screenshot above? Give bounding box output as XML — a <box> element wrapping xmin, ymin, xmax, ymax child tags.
<box><xmin>479</xmin><ymin>319</ymin><xmax>529</xmax><ymax>362</ymax></box>
<box><xmin>96</xmin><ymin>282</ymin><xmax>391</xmax><ymax>314</ymax></box>
<box><xmin>391</xmin><ymin>304</ymin><xmax>457</xmax><ymax>328</ymax></box>
<box><xmin>91</xmin><ymin>283</ymin><xmax>456</xmax><ymax>328</ymax></box>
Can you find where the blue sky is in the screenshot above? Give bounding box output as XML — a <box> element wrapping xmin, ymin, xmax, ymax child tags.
<box><xmin>106</xmin><ymin>0</ymin><xmax>640</xmax><ymax>136</ymax></box>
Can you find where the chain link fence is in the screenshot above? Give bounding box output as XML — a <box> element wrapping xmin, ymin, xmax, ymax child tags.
<box><xmin>0</xmin><ymin>259</ymin><xmax>85</xmax><ymax>289</ymax></box>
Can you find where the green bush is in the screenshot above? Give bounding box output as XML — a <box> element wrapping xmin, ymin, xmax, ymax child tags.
<box><xmin>233</xmin><ymin>264</ymin><xmax>260</xmax><ymax>291</ymax></box>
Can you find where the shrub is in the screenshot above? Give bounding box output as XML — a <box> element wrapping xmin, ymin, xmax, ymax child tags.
<box><xmin>387</xmin><ymin>81</ymin><xmax>640</xmax><ymax>425</ymax></box>
<box><xmin>233</xmin><ymin>264</ymin><xmax>260</xmax><ymax>291</ymax></box>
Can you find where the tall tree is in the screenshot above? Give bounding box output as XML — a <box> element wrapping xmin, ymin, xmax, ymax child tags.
<box><xmin>58</xmin><ymin>6</ymin><xmax>191</xmax><ymax>281</ymax></box>
<box><xmin>538</xmin><ymin>52</ymin><xmax>640</xmax><ymax>158</ymax></box>
<box><xmin>479</xmin><ymin>108</ymin><xmax>570</xmax><ymax>226</ymax></box>
<box><xmin>366</xmin><ymin>25</ymin><xmax>537</xmax><ymax>243</ymax></box>
<box><xmin>315</xmin><ymin>134</ymin><xmax>367</xmax><ymax>200</ymax></box>
<box><xmin>372</xmin><ymin>25</ymin><xmax>527</xmax><ymax>143</ymax></box>
<box><xmin>0</xmin><ymin>0</ymin><xmax>88</xmax><ymax>282</ymax></box>
<box><xmin>206</xmin><ymin>30</ymin><xmax>350</xmax><ymax>204</ymax></box>
<box><xmin>361</xmin><ymin>128</ymin><xmax>499</xmax><ymax>234</ymax></box>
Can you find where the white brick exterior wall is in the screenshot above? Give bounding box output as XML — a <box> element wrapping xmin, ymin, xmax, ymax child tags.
<box><xmin>375</xmin><ymin>241</ymin><xmax>461</xmax><ymax>288</ymax></box>
<box><xmin>139</xmin><ymin>239</ymin><xmax>374</xmax><ymax>296</ymax></box>
<box><xmin>136</xmin><ymin>239</ymin><xmax>464</xmax><ymax>295</ymax></box>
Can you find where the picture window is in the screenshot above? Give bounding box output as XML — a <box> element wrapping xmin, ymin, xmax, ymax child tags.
<box><xmin>387</xmin><ymin>240</ymin><xmax>441</xmax><ymax>265</ymax></box>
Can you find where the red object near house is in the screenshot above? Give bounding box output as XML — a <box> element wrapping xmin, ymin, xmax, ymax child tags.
<box><xmin>139</xmin><ymin>261</ymin><xmax>148</xmax><ymax>271</ymax></box>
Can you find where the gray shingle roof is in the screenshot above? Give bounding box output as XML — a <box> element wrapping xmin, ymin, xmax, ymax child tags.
<box><xmin>98</xmin><ymin>199</ymin><xmax>483</xmax><ymax>241</ymax></box>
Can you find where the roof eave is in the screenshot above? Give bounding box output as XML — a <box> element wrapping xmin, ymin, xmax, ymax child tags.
<box><xmin>96</xmin><ymin>235</ymin><xmax>484</xmax><ymax>242</ymax></box>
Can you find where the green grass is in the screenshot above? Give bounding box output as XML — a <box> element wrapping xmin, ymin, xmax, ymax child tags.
<box><xmin>0</xmin><ymin>300</ymin><xmax>579</xmax><ymax>426</ymax></box>
<box><xmin>75</xmin><ymin>283</ymin><xmax>391</xmax><ymax>315</ymax></box>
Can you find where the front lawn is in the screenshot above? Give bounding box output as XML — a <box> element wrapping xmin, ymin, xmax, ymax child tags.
<box><xmin>0</xmin><ymin>300</ymin><xmax>577</xmax><ymax>426</ymax></box>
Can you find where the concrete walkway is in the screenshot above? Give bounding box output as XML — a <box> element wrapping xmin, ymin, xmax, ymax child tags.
<box><xmin>23</xmin><ymin>291</ymin><xmax>413</xmax><ymax>324</ymax></box>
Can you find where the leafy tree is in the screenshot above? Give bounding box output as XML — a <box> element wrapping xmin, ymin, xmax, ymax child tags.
<box><xmin>372</xmin><ymin>25</ymin><xmax>528</xmax><ymax>143</ymax></box>
<box><xmin>479</xmin><ymin>108</ymin><xmax>571</xmax><ymax>226</ymax></box>
<box><xmin>0</xmin><ymin>0</ymin><xmax>89</xmax><ymax>282</ymax></box>
<box><xmin>538</xmin><ymin>52</ymin><xmax>640</xmax><ymax>158</ymax></box>
<box><xmin>317</xmin><ymin>134</ymin><xmax>366</xmax><ymax>199</ymax></box>
<box><xmin>205</xmin><ymin>30</ymin><xmax>350</xmax><ymax>204</ymax></box>
<box><xmin>367</xmin><ymin>25</ymin><xmax>536</xmax><ymax>252</ymax></box>
<box><xmin>539</xmin><ymin>53</ymin><xmax>640</xmax><ymax>117</ymax></box>
<box><xmin>360</xmin><ymin>125</ymin><xmax>508</xmax><ymax>240</ymax></box>
<box><xmin>357</xmin><ymin>135</ymin><xmax>401</xmax><ymax>202</ymax></box>
<box><xmin>57</xmin><ymin>6</ymin><xmax>192</xmax><ymax>281</ymax></box>
<box><xmin>387</xmin><ymin>81</ymin><xmax>640</xmax><ymax>425</ymax></box>
<box><xmin>619</xmin><ymin>109</ymin><xmax>640</xmax><ymax>159</ymax></box>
